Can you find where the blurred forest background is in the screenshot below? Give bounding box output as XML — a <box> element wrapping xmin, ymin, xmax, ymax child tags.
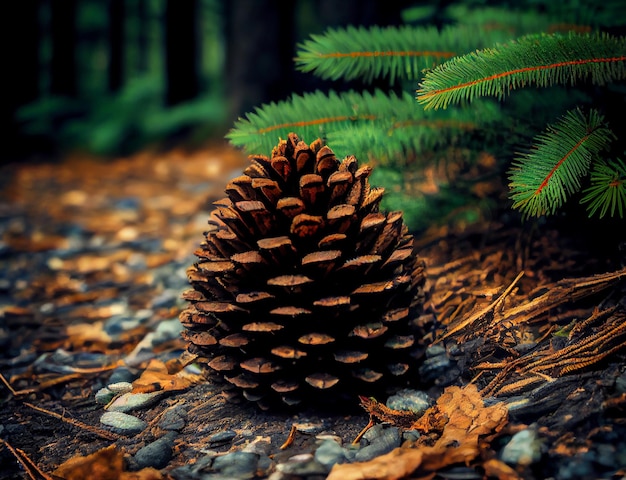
<box><xmin>2</xmin><ymin>0</ymin><xmax>416</xmax><ymax>162</ymax></box>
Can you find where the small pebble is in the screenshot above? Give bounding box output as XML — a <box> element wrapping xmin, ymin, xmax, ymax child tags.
<box><xmin>159</xmin><ymin>405</ymin><xmax>187</xmax><ymax>431</ymax></box>
<box><xmin>95</xmin><ymin>387</ymin><xmax>116</xmax><ymax>405</ymax></box>
<box><xmin>208</xmin><ymin>430</ymin><xmax>237</xmax><ymax>447</ymax></box>
<box><xmin>100</xmin><ymin>412</ymin><xmax>147</xmax><ymax>435</ymax></box>
<box><xmin>356</xmin><ymin>426</ymin><xmax>401</xmax><ymax>462</ymax></box>
<box><xmin>314</xmin><ymin>438</ymin><xmax>347</xmax><ymax>469</ymax></box>
<box><xmin>276</xmin><ymin>453</ymin><xmax>328</xmax><ymax>476</ymax></box>
<box><xmin>386</xmin><ymin>389</ymin><xmax>431</xmax><ymax>415</ymax></box>
<box><xmin>108</xmin><ymin>366</ymin><xmax>137</xmax><ymax>384</ymax></box>
<box><xmin>402</xmin><ymin>430</ymin><xmax>421</xmax><ymax>443</ymax></box>
<box><xmin>106</xmin><ymin>391</ymin><xmax>163</xmax><ymax>413</ymax></box>
<box><xmin>132</xmin><ymin>432</ymin><xmax>177</xmax><ymax>470</ymax></box>
<box><xmin>107</xmin><ymin>381</ymin><xmax>133</xmax><ymax>394</ymax></box>
<box><xmin>501</xmin><ymin>427</ymin><xmax>542</xmax><ymax>466</ymax></box>
<box><xmin>212</xmin><ymin>451</ymin><xmax>259</xmax><ymax>479</ymax></box>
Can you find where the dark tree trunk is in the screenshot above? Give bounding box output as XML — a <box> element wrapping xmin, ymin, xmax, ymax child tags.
<box><xmin>2</xmin><ymin>1</ymin><xmax>40</xmax><ymax>160</ymax></box>
<box><xmin>136</xmin><ymin>0</ymin><xmax>149</xmax><ymax>73</ymax></box>
<box><xmin>50</xmin><ymin>0</ymin><xmax>77</xmax><ymax>96</ymax></box>
<box><xmin>164</xmin><ymin>0</ymin><xmax>200</xmax><ymax>106</ymax></box>
<box><xmin>224</xmin><ymin>0</ymin><xmax>295</xmax><ymax>121</ymax></box>
<box><xmin>108</xmin><ymin>0</ymin><xmax>125</xmax><ymax>92</ymax></box>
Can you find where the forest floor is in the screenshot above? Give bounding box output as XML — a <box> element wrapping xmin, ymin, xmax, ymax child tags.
<box><xmin>0</xmin><ymin>145</ymin><xmax>625</xmax><ymax>480</ymax></box>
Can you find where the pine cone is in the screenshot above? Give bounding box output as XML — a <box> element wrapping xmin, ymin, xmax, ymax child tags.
<box><xmin>180</xmin><ymin>133</ymin><xmax>430</xmax><ymax>409</ymax></box>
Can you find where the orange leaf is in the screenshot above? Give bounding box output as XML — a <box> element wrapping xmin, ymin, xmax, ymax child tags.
<box><xmin>53</xmin><ymin>445</ymin><xmax>163</xmax><ymax>480</ymax></box>
<box><xmin>131</xmin><ymin>358</ymin><xmax>201</xmax><ymax>393</ymax></box>
<box><xmin>330</xmin><ymin>384</ymin><xmax>509</xmax><ymax>480</ymax></box>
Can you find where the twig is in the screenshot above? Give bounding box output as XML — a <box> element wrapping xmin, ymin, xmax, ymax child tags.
<box><xmin>24</xmin><ymin>402</ymin><xmax>119</xmax><ymax>441</ymax></box>
<box><xmin>352</xmin><ymin>416</ymin><xmax>375</xmax><ymax>445</ymax></box>
<box><xmin>437</xmin><ymin>271</ymin><xmax>524</xmax><ymax>342</ymax></box>
<box><xmin>0</xmin><ymin>373</ymin><xmax>18</xmax><ymax>396</ymax></box>
<box><xmin>0</xmin><ymin>438</ymin><xmax>55</xmax><ymax>480</ymax></box>
<box><xmin>279</xmin><ymin>424</ymin><xmax>298</xmax><ymax>450</ymax></box>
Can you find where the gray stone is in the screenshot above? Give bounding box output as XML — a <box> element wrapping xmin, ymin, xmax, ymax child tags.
<box><xmin>133</xmin><ymin>432</ymin><xmax>177</xmax><ymax>470</ymax></box>
<box><xmin>355</xmin><ymin>426</ymin><xmax>401</xmax><ymax>462</ymax></box>
<box><xmin>386</xmin><ymin>389</ymin><xmax>431</xmax><ymax>415</ymax></box>
<box><xmin>106</xmin><ymin>391</ymin><xmax>163</xmax><ymax>413</ymax></box>
<box><xmin>95</xmin><ymin>387</ymin><xmax>115</xmax><ymax>405</ymax></box>
<box><xmin>212</xmin><ymin>451</ymin><xmax>259</xmax><ymax>479</ymax></box>
<box><xmin>107</xmin><ymin>381</ymin><xmax>133</xmax><ymax>394</ymax></box>
<box><xmin>100</xmin><ymin>411</ymin><xmax>147</xmax><ymax>435</ymax></box>
<box><xmin>159</xmin><ymin>405</ymin><xmax>187</xmax><ymax>431</ymax></box>
<box><xmin>501</xmin><ymin>427</ymin><xmax>542</xmax><ymax>466</ymax></box>
<box><xmin>208</xmin><ymin>429</ymin><xmax>237</xmax><ymax>447</ymax></box>
<box><xmin>276</xmin><ymin>453</ymin><xmax>328</xmax><ymax>476</ymax></box>
<box><xmin>108</xmin><ymin>366</ymin><xmax>137</xmax><ymax>384</ymax></box>
<box><xmin>314</xmin><ymin>438</ymin><xmax>346</xmax><ymax>469</ymax></box>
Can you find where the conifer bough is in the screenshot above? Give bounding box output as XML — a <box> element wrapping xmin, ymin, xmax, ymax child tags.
<box><xmin>180</xmin><ymin>133</ymin><xmax>430</xmax><ymax>409</ymax></box>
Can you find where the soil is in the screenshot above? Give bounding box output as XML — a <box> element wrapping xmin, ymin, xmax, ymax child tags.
<box><xmin>0</xmin><ymin>146</ymin><xmax>625</xmax><ymax>479</ymax></box>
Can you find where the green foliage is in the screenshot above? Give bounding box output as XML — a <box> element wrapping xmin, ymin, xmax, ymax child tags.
<box><xmin>417</xmin><ymin>32</ymin><xmax>626</xmax><ymax>110</ymax></box>
<box><xmin>508</xmin><ymin>109</ymin><xmax>616</xmax><ymax>217</ymax></box>
<box><xmin>227</xmin><ymin>89</ymin><xmax>504</xmax><ymax>166</ymax></box>
<box><xmin>295</xmin><ymin>24</ymin><xmax>513</xmax><ymax>84</ymax></box>
<box><xmin>18</xmin><ymin>76</ymin><xmax>227</xmax><ymax>155</ymax></box>
<box><xmin>581</xmin><ymin>157</ymin><xmax>626</xmax><ymax>218</ymax></box>
<box><xmin>227</xmin><ymin>1</ymin><xmax>626</xmax><ymax>224</ymax></box>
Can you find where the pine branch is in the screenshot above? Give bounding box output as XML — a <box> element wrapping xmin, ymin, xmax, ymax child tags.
<box><xmin>417</xmin><ymin>32</ymin><xmax>626</xmax><ymax>110</ymax></box>
<box><xmin>226</xmin><ymin>89</ymin><xmax>503</xmax><ymax>163</ymax></box>
<box><xmin>508</xmin><ymin>108</ymin><xmax>615</xmax><ymax>218</ymax></box>
<box><xmin>295</xmin><ymin>25</ymin><xmax>514</xmax><ymax>84</ymax></box>
<box><xmin>581</xmin><ymin>158</ymin><xmax>626</xmax><ymax>218</ymax></box>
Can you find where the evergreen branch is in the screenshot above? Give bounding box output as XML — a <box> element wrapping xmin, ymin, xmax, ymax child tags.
<box><xmin>580</xmin><ymin>158</ymin><xmax>626</xmax><ymax>218</ymax></box>
<box><xmin>508</xmin><ymin>108</ymin><xmax>615</xmax><ymax>218</ymax></box>
<box><xmin>417</xmin><ymin>32</ymin><xmax>626</xmax><ymax>110</ymax></box>
<box><xmin>295</xmin><ymin>25</ymin><xmax>514</xmax><ymax>83</ymax></box>
<box><xmin>226</xmin><ymin>90</ymin><xmax>503</xmax><ymax>162</ymax></box>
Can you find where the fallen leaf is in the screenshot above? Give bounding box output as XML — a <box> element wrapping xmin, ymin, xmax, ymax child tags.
<box><xmin>131</xmin><ymin>358</ymin><xmax>202</xmax><ymax>393</ymax></box>
<box><xmin>329</xmin><ymin>384</ymin><xmax>509</xmax><ymax>480</ymax></box>
<box><xmin>53</xmin><ymin>445</ymin><xmax>163</xmax><ymax>480</ymax></box>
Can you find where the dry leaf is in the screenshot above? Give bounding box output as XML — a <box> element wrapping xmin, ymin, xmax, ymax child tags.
<box><xmin>65</xmin><ymin>321</ymin><xmax>112</xmax><ymax>350</ymax></box>
<box><xmin>329</xmin><ymin>384</ymin><xmax>509</xmax><ymax>480</ymax></box>
<box><xmin>131</xmin><ymin>358</ymin><xmax>201</xmax><ymax>393</ymax></box>
<box><xmin>53</xmin><ymin>445</ymin><xmax>162</xmax><ymax>480</ymax></box>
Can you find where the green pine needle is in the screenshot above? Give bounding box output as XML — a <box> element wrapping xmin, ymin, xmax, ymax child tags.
<box><xmin>580</xmin><ymin>157</ymin><xmax>626</xmax><ymax>218</ymax></box>
<box><xmin>295</xmin><ymin>25</ymin><xmax>514</xmax><ymax>84</ymax></box>
<box><xmin>226</xmin><ymin>89</ymin><xmax>503</xmax><ymax>163</ymax></box>
<box><xmin>508</xmin><ymin>108</ymin><xmax>615</xmax><ymax>218</ymax></box>
<box><xmin>417</xmin><ymin>32</ymin><xmax>626</xmax><ymax>110</ymax></box>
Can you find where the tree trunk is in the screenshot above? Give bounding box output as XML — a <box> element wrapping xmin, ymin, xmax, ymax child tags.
<box><xmin>108</xmin><ymin>0</ymin><xmax>125</xmax><ymax>92</ymax></box>
<box><xmin>224</xmin><ymin>0</ymin><xmax>295</xmax><ymax>121</ymax></box>
<box><xmin>2</xmin><ymin>1</ymin><xmax>40</xmax><ymax>160</ymax></box>
<box><xmin>50</xmin><ymin>0</ymin><xmax>77</xmax><ymax>96</ymax></box>
<box><xmin>164</xmin><ymin>0</ymin><xmax>200</xmax><ymax>106</ymax></box>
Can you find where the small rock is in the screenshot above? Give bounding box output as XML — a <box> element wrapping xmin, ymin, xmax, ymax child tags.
<box><xmin>100</xmin><ymin>412</ymin><xmax>147</xmax><ymax>435</ymax></box>
<box><xmin>107</xmin><ymin>381</ymin><xmax>133</xmax><ymax>394</ymax></box>
<box><xmin>208</xmin><ymin>430</ymin><xmax>237</xmax><ymax>447</ymax></box>
<box><xmin>151</xmin><ymin>289</ymin><xmax>179</xmax><ymax>309</ymax></box>
<box><xmin>386</xmin><ymin>389</ymin><xmax>431</xmax><ymax>415</ymax></box>
<box><xmin>402</xmin><ymin>429</ymin><xmax>421</xmax><ymax>443</ymax></box>
<box><xmin>615</xmin><ymin>371</ymin><xmax>626</xmax><ymax>393</ymax></box>
<box><xmin>159</xmin><ymin>405</ymin><xmax>187</xmax><ymax>431</ymax></box>
<box><xmin>314</xmin><ymin>438</ymin><xmax>346</xmax><ymax>469</ymax></box>
<box><xmin>356</xmin><ymin>426</ymin><xmax>401</xmax><ymax>462</ymax></box>
<box><xmin>106</xmin><ymin>391</ymin><xmax>163</xmax><ymax>413</ymax></box>
<box><xmin>212</xmin><ymin>451</ymin><xmax>259</xmax><ymax>479</ymax></box>
<box><xmin>132</xmin><ymin>432</ymin><xmax>177</xmax><ymax>470</ymax></box>
<box><xmin>95</xmin><ymin>387</ymin><xmax>115</xmax><ymax>405</ymax></box>
<box><xmin>276</xmin><ymin>453</ymin><xmax>328</xmax><ymax>476</ymax></box>
<box><xmin>501</xmin><ymin>427</ymin><xmax>542</xmax><ymax>466</ymax></box>
<box><xmin>108</xmin><ymin>366</ymin><xmax>137</xmax><ymax>384</ymax></box>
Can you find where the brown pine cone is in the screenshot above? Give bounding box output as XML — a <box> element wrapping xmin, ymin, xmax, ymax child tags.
<box><xmin>180</xmin><ymin>133</ymin><xmax>431</xmax><ymax>409</ymax></box>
